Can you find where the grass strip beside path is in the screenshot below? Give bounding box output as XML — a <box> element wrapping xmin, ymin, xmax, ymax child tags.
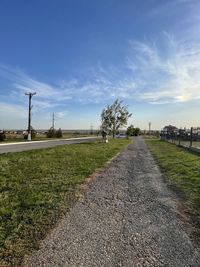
<box><xmin>0</xmin><ymin>138</ymin><xmax>131</xmax><ymax>266</ymax></box>
<box><xmin>146</xmin><ymin>139</ymin><xmax>200</xmax><ymax>219</ymax></box>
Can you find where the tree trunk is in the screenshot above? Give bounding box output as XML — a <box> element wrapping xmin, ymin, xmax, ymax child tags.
<box><xmin>113</xmin><ymin>123</ymin><xmax>116</xmax><ymax>138</ymax></box>
<box><xmin>112</xmin><ymin>131</ymin><xmax>115</xmax><ymax>138</ymax></box>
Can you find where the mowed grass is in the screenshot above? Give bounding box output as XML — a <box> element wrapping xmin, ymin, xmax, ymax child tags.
<box><xmin>0</xmin><ymin>138</ymin><xmax>131</xmax><ymax>266</ymax></box>
<box><xmin>1</xmin><ymin>133</ymin><xmax>94</xmax><ymax>143</ymax></box>
<box><xmin>146</xmin><ymin>139</ymin><xmax>200</xmax><ymax>216</ymax></box>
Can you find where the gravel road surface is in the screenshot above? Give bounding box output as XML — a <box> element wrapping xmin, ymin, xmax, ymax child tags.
<box><xmin>0</xmin><ymin>137</ymin><xmax>98</xmax><ymax>154</ymax></box>
<box><xmin>26</xmin><ymin>137</ymin><xmax>200</xmax><ymax>267</ymax></box>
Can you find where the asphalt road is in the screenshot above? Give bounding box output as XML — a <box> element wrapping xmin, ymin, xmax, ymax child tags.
<box><xmin>26</xmin><ymin>137</ymin><xmax>200</xmax><ymax>267</ymax></box>
<box><xmin>0</xmin><ymin>137</ymin><xmax>98</xmax><ymax>154</ymax></box>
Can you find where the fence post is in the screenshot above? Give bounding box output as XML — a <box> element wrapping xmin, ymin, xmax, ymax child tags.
<box><xmin>180</xmin><ymin>129</ymin><xmax>183</xmax><ymax>146</ymax></box>
<box><xmin>190</xmin><ymin>127</ymin><xmax>193</xmax><ymax>148</ymax></box>
<box><xmin>178</xmin><ymin>130</ymin><xmax>181</xmax><ymax>145</ymax></box>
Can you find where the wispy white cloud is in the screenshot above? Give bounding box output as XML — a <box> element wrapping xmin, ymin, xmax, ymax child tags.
<box><xmin>0</xmin><ymin>64</ymin><xmax>116</xmax><ymax>105</ymax></box>
<box><xmin>0</xmin><ymin>64</ymin><xmax>60</xmax><ymax>113</ymax></box>
<box><xmin>0</xmin><ymin>102</ymin><xmax>27</xmax><ymax>118</ymax></box>
<box><xmin>1</xmin><ymin>30</ymin><xmax>200</xmax><ymax>108</ymax></box>
<box><xmin>0</xmin><ymin>102</ymin><xmax>28</xmax><ymax>129</ymax></box>
<box><xmin>147</xmin><ymin>0</ymin><xmax>199</xmax><ymax>19</ymax></box>
<box><xmin>0</xmin><ymin>64</ymin><xmax>56</xmax><ymax>97</ymax></box>
<box><xmin>125</xmin><ymin>32</ymin><xmax>200</xmax><ymax>104</ymax></box>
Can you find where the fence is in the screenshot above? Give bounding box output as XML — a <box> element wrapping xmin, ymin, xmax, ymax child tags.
<box><xmin>160</xmin><ymin>127</ymin><xmax>200</xmax><ymax>152</ymax></box>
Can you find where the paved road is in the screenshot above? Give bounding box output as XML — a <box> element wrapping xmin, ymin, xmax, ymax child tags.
<box><xmin>0</xmin><ymin>137</ymin><xmax>98</xmax><ymax>154</ymax></box>
<box><xmin>26</xmin><ymin>137</ymin><xmax>200</xmax><ymax>267</ymax></box>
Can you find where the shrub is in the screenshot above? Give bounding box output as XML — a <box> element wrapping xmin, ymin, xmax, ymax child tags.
<box><xmin>55</xmin><ymin>128</ymin><xmax>63</xmax><ymax>138</ymax></box>
<box><xmin>0</xmin><ymin>131</ymin><xmax>6</xmax><ymax>141</ymax></box>
<box><xmin>126</xmin><ymin>125</ymin><xmax>141</xmax><ymax>136</ymax></box>
<box><xmin>46</xmin><ymin>127</ymin><xmax>55</xmax><ymax>138</ymax></box>
<box><xmin>46</xmin><ymin>127</ymin><xmax>62</xmax><ymax>138</ymax></box>
<box><xmin>73</xmin><ymin>131</ymin><xmax>80</xmax><ymax>135</ymax></box>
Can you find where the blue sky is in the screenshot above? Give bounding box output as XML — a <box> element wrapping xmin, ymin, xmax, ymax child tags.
<box><xmin>0</xmin><ymin>0</ymin><xmax>200</xmax><ymax>130</ymax></box>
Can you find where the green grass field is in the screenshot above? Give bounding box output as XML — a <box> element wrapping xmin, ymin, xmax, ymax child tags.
<box><xmin>0</xmin><ymin>138</ymin><xmax>131</xmax><ymax>266</ymax></box>
<box><xmin>1</xmin><ymin>133</ymin><xmax>95</xmax><ymax>143</ymax></box>
<box><xmin>179</xmin><ymin>140</ymin><xmax>200</xmax><ymax>148</ymax></box>
<box><xmin>146</xmin><ymin>139</ymin><xmax>200</xmax><ymax>217</ymax></box>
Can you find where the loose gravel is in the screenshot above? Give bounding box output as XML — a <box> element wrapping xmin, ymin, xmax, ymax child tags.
<box><xmin>25</xmin><ymin>137</ymin><xmax>200</xmax><ymax>267</ymax></box>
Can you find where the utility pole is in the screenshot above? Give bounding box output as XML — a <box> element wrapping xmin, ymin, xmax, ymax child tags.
<box><xmin>149</xmin><ymin>122</ymin><xmax>151</xmax><ymax>135</ymax></box>
<box><xmin>90</xmin><ymin>123</ymin><xmax>93</xmax><ymax>135</ymax></box>
<box><xmin>25</xmin><ymin>92</ymin><xmax>36</xmax><ymax>141</ymax></box>
<box><xmin>52</xmin><ymin>112</ymin><xmax>55</xmax><ymax>130</ymax></box>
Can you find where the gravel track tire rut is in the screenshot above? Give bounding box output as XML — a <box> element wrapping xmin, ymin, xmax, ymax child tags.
<box><xmin>26</xmin><ymin>137</ymin><xmax>200</xmax><ymax>267</ymax></box>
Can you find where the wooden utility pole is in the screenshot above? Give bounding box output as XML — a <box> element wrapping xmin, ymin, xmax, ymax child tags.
<box><xmin>149</xmin><ymin>122</ymin><xmax>151</xmax><ymax>135</ymax></box>
<box><xmin>52</xmin><ymin>112</ymin><xmax>55</xmax><ymax>130</ymax></box>
<box><xmin>90</xmin><ymin>123</ymin><xmax>93</xmax><ymax>135</ymax></box>
<box><xmin>25</xmin><ymin>92</ymin><xmax>36</xmax><ymax>141</ymax></box>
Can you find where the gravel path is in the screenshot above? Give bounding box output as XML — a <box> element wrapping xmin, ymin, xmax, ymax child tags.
<box><xmin>25</xmin><ymin>137</ymin><xmax>200</xmax><ymax>267</ymax></box>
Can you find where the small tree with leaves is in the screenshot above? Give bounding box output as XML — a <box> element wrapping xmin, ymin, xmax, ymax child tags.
<box><xmin>55</xmin><ymin>128</ymin><xmax>63</xmax><ymax>138</ymax></box>
<box><xmin>46</xmin><ymin>127</ymin><xmax>55</xmax><ymax>138</ymax></box>
<box><xmin>0</xmin><ymin>131</ymin><xmax>6</xmax><ymax>141</ymax></box>
<box><xmin>46</xmin><ymin>127</ymin><xmax>63</xmax><ymax>138</ymax></box>
<box><xmin>101</xmin><ymin>99</ymin><xmax>132</xmax><ymax>138</ymax></box>
<box><xmin>126</xmin><ymin>125</ymin><xmax>141</xmax><ymax>136</ymax></box>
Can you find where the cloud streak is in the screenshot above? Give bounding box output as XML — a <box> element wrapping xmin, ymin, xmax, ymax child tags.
<box><xmin>0</xmin><ymin>102</ymin><xmax>27</xmax><ymax>118</ymax></box>
<box><xmin>1</xmin><ymin>31</ymin><xmax>200</xmax><ymax>108</ymax></box>
<box><xmin>0</xmin><ymin>64</ymin><xmax>56</xmax><ymax>97</ymax></box>
<box><xmin>126</xmin><ymin>33</ymin><xmax>200</xmax><ymax>104</ymax></box>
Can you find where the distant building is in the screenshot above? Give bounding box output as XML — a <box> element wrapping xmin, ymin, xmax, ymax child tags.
<box><xmin>160</xmin><ymin>125</ymin><xmax>178</xmax><ymax>140</ymax></box>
